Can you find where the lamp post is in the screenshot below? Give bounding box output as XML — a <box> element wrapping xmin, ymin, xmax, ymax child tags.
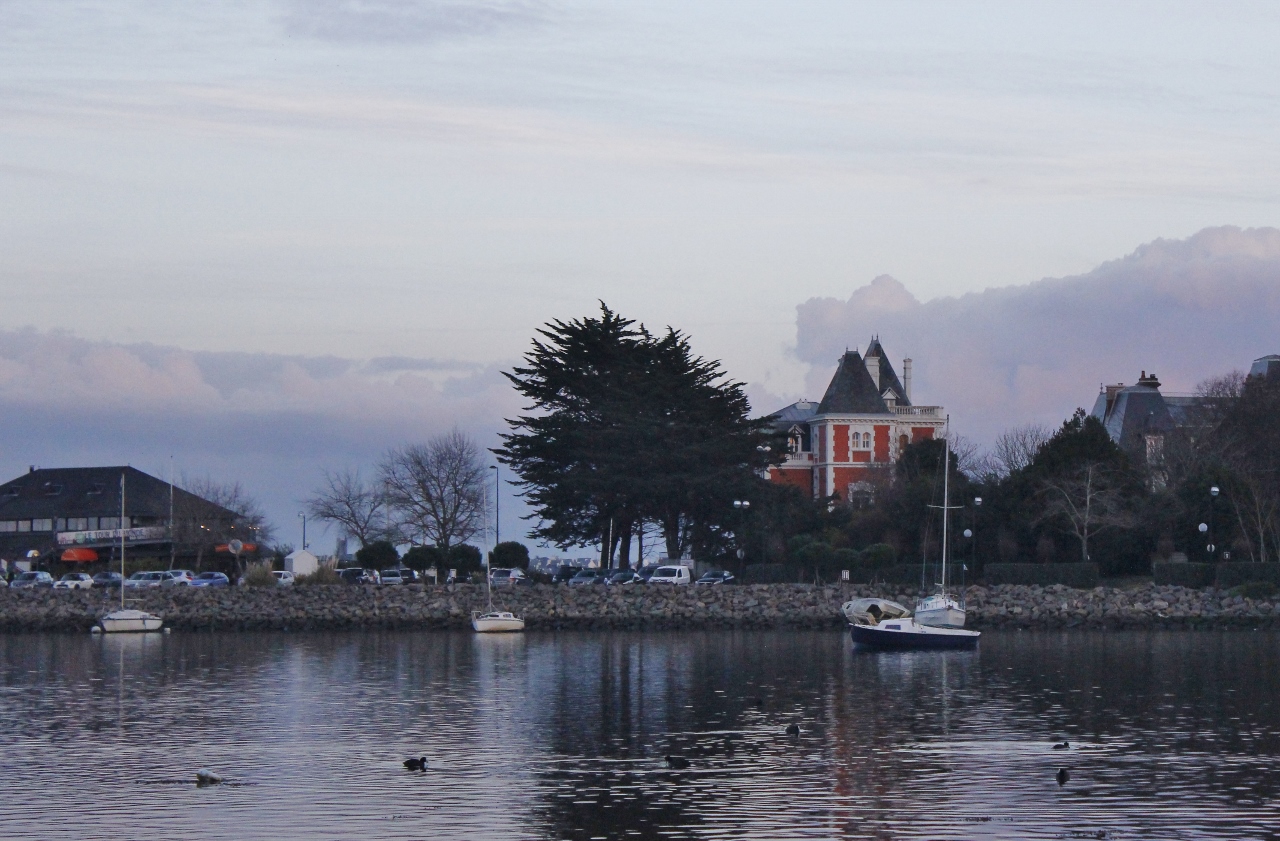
<box><xmin>1209</xmin><ymin>485</ymin><xmax>1219</xmax><ymax>561</ymax></box>
<box><xmin>733</xmin><ymin>499</ymin><xmax>751</xmax><ymax>567</ymax></box>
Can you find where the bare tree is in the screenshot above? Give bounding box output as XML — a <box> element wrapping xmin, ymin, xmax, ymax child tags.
<box><xmin>1035</xmin><ymin>463</ymin><xmax>1135</xmax><ymax>563</ymax></box>
<box><xmin>380</xmin><ymin>429</ymin><xmax>487</xmax><ymax>551</ymax></box>
<box><xmin>173</xmin><ymin>476</ymin><xmax>275</xmax><ymax>572</ymax></box>
<box><xmin>991</xmin><ymin>423</ymin><xmax>1052</xmax><ymax>477</ymax></box>
<box><xmin>305</xmin><ymin>468</ymin><xmax>390</xmax><ymax>549</ymax></box>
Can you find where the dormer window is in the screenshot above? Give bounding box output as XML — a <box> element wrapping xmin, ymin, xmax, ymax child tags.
<box><xmin>43</xmin><ymin>483</ymin><xmax>63</xmax><ymax>496</ymax></box>
<box><xmin>0</xmin><ymin>487</ymin><xmax>18</xmax><ymax>499</ymax></box>
<box><xmin>87</xmin><ymin>483</ymin><xmax>105</xmax><ymax>495</ymax></box>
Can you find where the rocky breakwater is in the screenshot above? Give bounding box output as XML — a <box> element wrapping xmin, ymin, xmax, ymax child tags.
<box><xmin>1</xmin><ymin>581</ymin><xmax>1278</xmax><ymax>633</ymax></box>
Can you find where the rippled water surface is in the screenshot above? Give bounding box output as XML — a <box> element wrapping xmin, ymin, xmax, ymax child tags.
<box><xmin>3</xmin><ymin>629</ymin><xmax>1280</xmax><ymax>840</ymax></box>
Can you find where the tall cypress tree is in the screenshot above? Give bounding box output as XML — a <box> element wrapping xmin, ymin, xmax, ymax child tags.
<box><xmin>497</xmin><ymin>303</ymin><xmax>779</xmax><ymax>565</ymax></box>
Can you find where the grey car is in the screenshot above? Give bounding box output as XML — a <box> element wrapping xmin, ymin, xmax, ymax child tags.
<box><xmin>11</xmin><ymin>571</ymin><xmax>54</xmax><ymax>589</ymax></box>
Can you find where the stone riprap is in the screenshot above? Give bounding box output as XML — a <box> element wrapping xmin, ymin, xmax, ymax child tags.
<box><xmin>1</xmin><ymin>582</ymin><xmax>1278</xmax><ymax>633</ymax></box>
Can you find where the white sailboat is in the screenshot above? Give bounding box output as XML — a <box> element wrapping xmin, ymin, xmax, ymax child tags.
<box><xmin>472</xmin><ymin>467</ymin><xmax>524</xmax><ymax>634</ymax></box>
<box><xmin>98</xmin><ymin>472</ymin><xmax>164</xmax><ymax>634</ymax></box>
<box><xmin>914</xmin><ymin>423</ymin><xmax>967</xmax><ymax>629</ymax></box>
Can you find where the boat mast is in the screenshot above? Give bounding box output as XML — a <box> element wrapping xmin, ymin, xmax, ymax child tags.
<box><xmin>941</xmin><ymin>419</ymin><xmax>950</xmax><ymax>593</ymax></box>
<box><xmin>120</xmin><ymin>472</ymin><xmax>126</xmax><ymax>611</ymax></box>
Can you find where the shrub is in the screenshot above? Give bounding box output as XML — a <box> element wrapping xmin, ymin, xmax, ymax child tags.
<box><xmin>739</xmin><ymin>563</ymin><xmax>797</xmax><ymax>584</ymax></box>
<box><xmin>1153</xmin><ymin>562</ymin><xmax>1214</xmax><ymax>588</ymax></box>
<box><xmin>858</xmin><ymin>543</ymin><xmax>897</xmax><ymax>569</ymax></box>
<box><xmin>1230</xmin><ymin>581</ymin><xmax>1278</xmax><ymax>600</ymax></box>
<box><xmin>1214</xmin><ymin>563</ymin><xmax>1280</xmax><ymax>589</ymax></box>
<box><xmin>402</xmin><ymin>545</ymin><xmax>445</xmax><ymax>573</ymax></box>
<box><xmin>356</xmin><ymin>540</ymin><xmax>400</xmax><ymax>570</ymax></box>
<box><xmin>242</xmin><ymin>564</ymin><xmax>277</xmax><ymax>588</ymax></box>
<box><xmin>295</xmin><ymin>566</ymin><xmax>342</xmax><ymax>586</ymax></box>
<box><xmin>489</xmin><ymin>541</ymin><xmax>530</xmax><ymax>570</ymax></box>
<box><xmin>448</xmin><ymin>544</ymin><xmax>484</xmax><ymax>575</ymax></box>
<box><xmin>983</xmin><ymin>563</ymin><xmax>1098</xmax><ymax>588</ymax></box>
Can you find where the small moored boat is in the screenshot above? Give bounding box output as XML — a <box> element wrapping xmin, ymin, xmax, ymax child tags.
<box><xmin>471</xmin><ymin>610</ymin><xmax>525</xmax><ymax>633</ymax></box>
<box><xmin>843</xmin><ymin>597</ymin><xmax>978</xmax><ymax>650</ymax></box>
<box><xmin>99</xmin><ymin>609</ymin><xmax>164</xmax><ymax>633</ymax></box>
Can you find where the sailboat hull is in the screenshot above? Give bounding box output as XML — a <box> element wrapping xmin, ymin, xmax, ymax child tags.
<box><xmin>99</xmin><ymin>609</ymin><xmax>164</xmax><ymax>633</ymax></box>
<box><xmin>850</xmin><ymin>619</ymin><xmax>979</xmax><ymax>650</ymax></box>
<box><xmin>914</xmin><ymin>605</ymin><xmax>967</xmax><ymax>629</ymax></box>
<box><xmin>471</xmin><ymin>611</ymin><xmax>525</xmax><ymax>633</ymax></box>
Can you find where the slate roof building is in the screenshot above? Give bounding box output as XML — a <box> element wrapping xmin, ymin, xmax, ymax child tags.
<box><xmin>0</xmin><ymin>466</ymin><xmax>238</xmax><ymax>566</ymax></box>
<box><xmin>765</xmin><ymin>337</ymin><xmax>945</xmax><ymax>501</ymax></box>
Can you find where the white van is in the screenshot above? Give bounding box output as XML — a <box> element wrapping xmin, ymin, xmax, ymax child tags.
<box><xmin>648</xmin><ymin>565</ymin><xmax>692</xmax><ymax>585</ymax></box>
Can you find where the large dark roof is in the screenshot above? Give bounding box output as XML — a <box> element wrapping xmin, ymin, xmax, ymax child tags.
<box><xmin>816</xmin><ymin>350</ymin><xmax>891</xmax><ymax>414</ymax></box>
<box><xmin>864</xmin><ymin>337</ymin><xmax>911</xmax><ymax>406</ymax></box>
<box><xmin>0</xmin><ymin>466</ymin><xmax>231</xmax><ymax>521</ymax></box>
<box><xmin>768</xmin><ymin>400</ymin><xmax>819</xmax><ymax>428</ymax></box>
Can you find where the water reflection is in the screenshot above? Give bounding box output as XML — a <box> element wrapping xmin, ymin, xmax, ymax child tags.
<box><xmin>1</xmin><ymin>630</ymin><xmax>1278</xmax><ymax>840</ymax></box>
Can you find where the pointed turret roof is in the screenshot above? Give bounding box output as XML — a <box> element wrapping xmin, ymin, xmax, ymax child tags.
<box><xmin>816</xmin><ymin>350</ymin><xmax>890</xmax><ymax>414</ymax></box>
<box><xmin>863</xmin><ymin>337</ymin><xmax>910</xmax><ymax>406</ymax></box>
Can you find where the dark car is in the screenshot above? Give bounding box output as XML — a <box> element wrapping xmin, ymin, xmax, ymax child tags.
<box><xmin>189</xmin><ymin>571</ymin><xmax>230</xmax><ymax>588</ymax></box>
<box><xmin>605</xmin><ymin>570</ymin><xmax>639</xmax><ymax>586</ymax></box>
<box><xmin>568</xmin><ymin>569</ymin><xmax>605</xmax><ymax>587</ymax></box>
<box><xmin>552</xmin><ymin>565</ymin><xmax>583</xmax><ymax>584</ymax></box>
<box><xmin>92</xmin><ymin>571</ymin><xmax>123</xmax><ymax>589</ymax></box>
<box><xmin>695</xmin><ymin>570</ymin><xmax>736</xmax><ymax>585</ymax></box>
<box><xmin>635</xmin><ymin>565</ymin><xmax>662</xmax><ymax>583</ymax></box>
<box><xmin>338</xmin><ymin>567</ymin><xmax>375</xmax><ymax>584</ymax></box>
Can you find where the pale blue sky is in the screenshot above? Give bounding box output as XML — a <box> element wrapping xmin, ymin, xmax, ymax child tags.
<box><xmin>4</xmin><ymin>1</ymin><xmax>1280</xmax><ymax>549</ymax></box>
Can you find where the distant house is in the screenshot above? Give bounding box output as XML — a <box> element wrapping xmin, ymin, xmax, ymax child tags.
<box><xmin>765</xmin><ymin>337</ymin><xmax>946</xmax><ymax>502</ymax></box>
<box><xmin>1090</xmin><ymin>354</ymin><xmax>1279</xmax><ymax>485</ymax></box>
<box><xmin>0</xmin><ymin>466</ymin><xmax>239</xmax><ymax>567</ymax></box>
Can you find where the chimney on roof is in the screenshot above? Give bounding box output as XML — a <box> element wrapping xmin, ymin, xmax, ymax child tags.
<box><xmin>864</xmin><ymin>347</ymin><xmax>880</xmax><ymax>389</ymax></box>
<box><xmin>28</xmin><ymin>465</ymin><xmax>34</xmax><ymax>474</ymax></box>
<box><xmin>1138</xmin><ymin>371</ymin><xmax>1161</xmax><ymax>389</ymax></box>
<box><xmin>903</xmin><ymin>358</ymin><xmax>912</xmax><ymax>402</ymax></box>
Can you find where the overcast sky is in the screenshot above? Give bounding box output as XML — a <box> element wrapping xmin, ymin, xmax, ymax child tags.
<box><xmin>4</xmin><ymin>1</ymin><xmax>1280</xmax><ymax>550</ymax></box>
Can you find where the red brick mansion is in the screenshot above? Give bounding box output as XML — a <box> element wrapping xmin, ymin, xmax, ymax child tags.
<box><xmin>766</xmin><ymin>338</ymin><xmax>945</xmax><ymax>501</ymax></box>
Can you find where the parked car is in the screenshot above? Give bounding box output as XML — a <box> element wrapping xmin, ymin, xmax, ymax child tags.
<box><xmin>605</xmin><ymin>570</ymin><xmax>640</xmax><ymax>586</ymax></box>
<box><xmin>12</xmin><ymin>570</ymin><xmax>55</xmax><ymax>589</ymax></box>
<box><xmin>92</xmin><ymin>571</ymin><xmax>123</xmax><ymax>589</ymax></box>
<box><xmin>634</xmin><ymin>565</ymin><xmax>663</xmax><ymax>583</ymax></box>
<box><xmin>647</xmin><ymin>565</ymin><xmax>692</xmax><ymax>585</ymax></box>
<box><xmin>552</xmin><ymin>565</ymin><xmax>583</xmax><ymax>584</ymax></box>
<box><xmin>124</xmin><ymin>571</ymin><xmax>167</xmax><ymax>589</ymax></box>
<box><xmin>379</xmin><ymin>568</ymin><xmax>405</xmax><ymax>585</ymax></box>
<box><xmin>695</xmin><ymin>570</ymin><xmax>735</xmax><ymax>586</ymax></box>
<box><xmin>489</xmin><ymin>568</ymin><xmax>528</xmax><ymax>587</ymax></box>
<box><xmin>568</xmin><ymin>569</ymin><xmax>605</xmax><ymax>587</ymax></box>
<box><xmin>54</xmin><ymin>572</ymin><xmax>95</xmax><ymax>590</ymax></box>
<box><xmin>272</xmin><ymin>570</ymin><xmax>295</xmax><ymax>586</ymax></box>
<box><xmin>188</xmin><ymin>571</ymin><xmax>230</xmax><ymax>588</ymax></box>
<box><xmin>338</xmin><ymin>567</ymin><xmax>376</xmax><ymax>585</ymax></box>
<box><xmin>160</xmin><ymin>570</ymin><xmax>196</xmax><ymax>587</ymax></box>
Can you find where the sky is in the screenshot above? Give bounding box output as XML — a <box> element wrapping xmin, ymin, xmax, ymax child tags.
<box><xmin>3</xmin><ymin>1</ymin><xmax>1280</xmax><ymax>551</ymax></box>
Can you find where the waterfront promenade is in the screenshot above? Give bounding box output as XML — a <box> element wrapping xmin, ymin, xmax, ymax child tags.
<box><xmin>2</xmin><ymin>581</ymin><xmax>1279</xmax><ymax>632</ymax></box>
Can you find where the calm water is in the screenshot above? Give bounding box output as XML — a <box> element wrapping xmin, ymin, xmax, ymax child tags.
<box><xmin>2</xmin><ymin>629</ymin><xmax>1279</xmax><ymax>841</ymax></box>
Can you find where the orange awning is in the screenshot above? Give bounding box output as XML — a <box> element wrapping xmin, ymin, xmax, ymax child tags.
<box><xmin>215</xmin><ymin>543</ymin><xmax>258</xmax><ymax>553</ymax></box>
<box><xmin>61</xmin><ymin>548</ymin><xmax>99</xmax><ymax>562</ymax></box>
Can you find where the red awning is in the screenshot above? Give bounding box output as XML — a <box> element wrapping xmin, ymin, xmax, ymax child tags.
<box><xmin>215</xmin><ymin>543</ymin><xmax>258</xmax><ymax>553</ymax></box>
<box><xmin>61</xmin><ymin>548</ymin><xmax>99</xmax><ymax>562</ymax></box>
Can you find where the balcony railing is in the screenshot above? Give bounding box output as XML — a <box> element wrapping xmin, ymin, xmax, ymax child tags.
<box><xmin>894</xmin><ymin>405</ymin><xmax>942</xmax><ymax>417</ymax></box>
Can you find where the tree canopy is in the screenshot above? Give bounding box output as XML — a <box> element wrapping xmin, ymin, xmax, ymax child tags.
<box><xmin>497</xmin><ymin>303</ymin><xmax>780</xmax><ymax>566</ymax></box>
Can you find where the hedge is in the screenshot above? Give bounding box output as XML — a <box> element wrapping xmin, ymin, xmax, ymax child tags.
<box><xmin>1213</xmin><ymin>563</ymin><xmax>1280</xmax><ymax>589</ymax></box>
<box><xmin>982</xmin><ymin>563</ymin><xmax>1099</xmax><ymax>588</ymax></box>
<box><xmin>738</xmin><ymin>564</ymin><xmax>797</xmax><ymax>584</ymax></box>
<box><xmin>1153</xmin><ymin>562</ymin><xmax>1214</xmax><ymax>589</ymax></box>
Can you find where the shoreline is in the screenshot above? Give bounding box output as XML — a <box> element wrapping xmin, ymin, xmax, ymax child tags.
<box><xmin>2</xmin><ymin>581</ymin><xmax>1278</xmax><ymax>633</ymax></box>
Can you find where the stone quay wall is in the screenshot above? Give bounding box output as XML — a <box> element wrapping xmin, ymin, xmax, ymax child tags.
<box><xmin>3</xmin><ymin>581</ymin><xmax>1280</xmax><ymax>633</ymax></box>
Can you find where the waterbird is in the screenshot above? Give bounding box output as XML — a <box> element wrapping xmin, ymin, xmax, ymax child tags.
<box><xmin>195</xmin><ymin>769</ymin><xmax>223</xmax><ymax>786</ymax></box>
<box><xmin>403</xmin><ymin>757</ymin><xmax>428</xmax><ymax>771</ymax></box>
<box><xmin>665</xmin><ymin>755</ymin><xmax>690</xmax><ymax>770</ymax></box>
<box><xmin>1056</xmin><ymin>768</ymin><xmax>1070</xmax><ymax>786</ymax></box>
<box><xmin>1053</xmin><ymin>741</ymin><xmax>1070</xmax><ymax>750</ymax></box>
<box><xmin>785</xmin><ymin>724</ymin><xmax>800</xmax><ymax>738</ymax></box>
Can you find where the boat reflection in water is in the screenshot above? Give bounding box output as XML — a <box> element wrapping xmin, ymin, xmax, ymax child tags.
<box><xmin>844</xmin><ymin>597</ymin><xmax>980</xmax><ymax>650</ymax></box>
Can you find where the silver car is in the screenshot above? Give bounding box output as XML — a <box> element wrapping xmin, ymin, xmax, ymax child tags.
<box><xmin>160</xmin><ymin>570</ymin><xmax>196</xmax><ymax>587</ymax></box>
<box><xmin>124</xmin><ymin>571</ymin><xmax>166</xmax><ymax>589</ymax></box>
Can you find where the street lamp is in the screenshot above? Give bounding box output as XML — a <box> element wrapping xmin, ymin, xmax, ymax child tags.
<box><xmin>733</xmin><ymin>500</ymin><xmax>752</xmax><ymax>567</ymax></box>
<box><xmin>1209</xmin><ymin>486</ymin><xmax>1220</xmax><ymax>562</ymax></box>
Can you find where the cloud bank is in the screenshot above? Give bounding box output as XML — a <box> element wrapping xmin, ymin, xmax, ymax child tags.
<box><xmin>791</xmin><ymin>226</ymin><xmax>1280</xmax><ymax>444</ymax></box>
<box><xmin>0</xmin><ymin>330</ymin><xmax>522</xmax><ymax>549</ymax></box>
